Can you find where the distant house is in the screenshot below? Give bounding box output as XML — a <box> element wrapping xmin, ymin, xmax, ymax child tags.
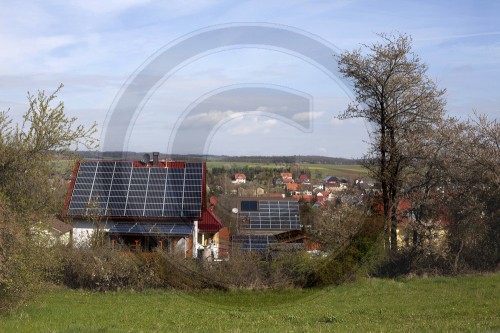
<box><xmin>323</xmin><ymin>175</ymin><xmax>340</xmax><ymax>184</ymax></box>
<box><xmin>312</xmin><ymin>183</ymin><xmax>324</xmax><ymax>191</ymax></box>
<box><xmin>323</xmin><ymin>175</ymin><xmax>348</xmax><ymax>191</ymax></box>
<box><xmin>356</xmin><ymin>178</ymin><xmax>381</xmax><ymax>193</ymax></box>
<box><xmin>316</xmin><ymin>191</ymin><xmax>335</xmax><ymax>202</ymax></box>
<box><xmin>281</xmin><ymin>173</ymin><xmax>294</xmax><ymax>184</ymax></box>
<box><xmin>237</xmin><ymin>186</ymin><xmax>265</xmax><ymax>197</ymax></box>
<box><xmin>232</xmin><ymin>173</ymin><xmax>246</xmax><ymax>184</ymax></box>
<box><xmin>286</xmin><ymin>183</ymin><xmax>300</xmax><ymax>193</ymax></box>
<box><xmin>292</xmin><ymin>194</ymin><xmax>314</xmax><ymax>203</ymax></box>
<box><xmin>298</xmin><ymin>174</ymin><xmax>310</xmax><ymax>184</ymax></box>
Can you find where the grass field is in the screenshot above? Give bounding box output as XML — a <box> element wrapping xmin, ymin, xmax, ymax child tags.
<box><xmin>1</xmin><ymin>274</ymin><xmax>498</xmax><ymax>332</ymax></box>
<box><xmin>207</xmin><ymin>162</ymin><xmax>368</xmax><ymax>179</ymax></box>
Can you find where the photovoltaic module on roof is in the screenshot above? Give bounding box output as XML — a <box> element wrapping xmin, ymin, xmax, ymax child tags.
<box><xmin>65</xmin><ymin>161</ymin><xmax>203</xmax><ymax>218</ymax></box>
<box><xmin>108</xmin><ymin>222</ymin><xmax>193</xmax><ymax>235</ymax></box>
<box><xmin>231</xmin><ymin>235</ymin><xmax>277</xmax><ymax>252</ymax></box>
<box><xmin>239</xmin><ymin>199</ymin><xmax>300</xmax><ymax>230</ymax></box>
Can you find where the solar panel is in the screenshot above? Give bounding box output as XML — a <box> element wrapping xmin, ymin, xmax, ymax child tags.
<box><xmin>231</xmin><ymin>235</ymin><xmax>277</xmax><ymax>252</ymax></box>
<box><xmin>108</xmin><ymin>222</ymin><xmax>193</xmax><ymax>235</ymax></box>
<box><xmin>66</xmin><ymin>161</ymin><xmax>203</xmax><ymax>218</ymax></box>
<box><xmin>239</xmin><ymin>199</ymin><xmax>300</xmax><ymax>230</ymax></box>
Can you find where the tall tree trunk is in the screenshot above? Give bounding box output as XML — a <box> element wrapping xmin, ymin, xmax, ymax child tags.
<box><xmin>391</xmin><ymin>204</ymin><xmax>398</xmax><ymax>254</ymax></box>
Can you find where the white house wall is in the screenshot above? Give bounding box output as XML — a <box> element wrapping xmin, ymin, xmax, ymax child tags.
<box><xmin>72</xmin><ymin>220</ymin><xmax>110</xmax><ymax>247</ymax></box>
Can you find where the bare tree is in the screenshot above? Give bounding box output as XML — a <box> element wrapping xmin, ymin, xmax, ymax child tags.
<box><xmin>441</xmin><ymin>114</ymin><xmax>499</xmax><ymax>271</ymax></box>
<box><xmin>337</xmin><ymin>33</ymin><xmax>446</xmax><ymax>254</ymax></box>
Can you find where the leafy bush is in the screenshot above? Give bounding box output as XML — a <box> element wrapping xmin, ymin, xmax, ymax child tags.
<box><xmin>0</xmin><ymin>200</ymin><xmax>59</xmax><ymax>313</ymax></box>
<box><xmin>58</xmin><ymin>248</ymin><xmax>164</xmax><ymax>291</ymax></box>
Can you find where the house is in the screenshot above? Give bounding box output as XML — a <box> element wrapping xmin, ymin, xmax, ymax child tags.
<box><xmin>356</xmin><ymin>178</ymin><xmax>381</xmax><ymax>193</ymax></box>
<box><xmin>323</xmin><ymin>175</ymin><xmax>348</xmax><ymax>192</ymax></box>
<box><xmin>63</xmin><ymin>158</ymin><xmax>222</xmax><ymax>259</ymax></box>
<box><xmin>232</xmin><ymin>197</ymin><xmax>301</xmax><ymax>252</ymax></box>
<box><xmin>372</xmin><ymin>197</ymin><xmax>448</xmax><ymax>249</ymax></box>
<box><xmin>280</xmin><ymin>172</ymin><xmax>294</xmax><ymax>184</ymax></box>
<box><xmin>31</xmin><ymin>215</ymin><xmax>72</xmax><ymax>247</ymax></box>
<box><xmin>232</xmin><ymin>173</ymin><xmax>246</xmax><ymax>184</ymax></box>
<box><xmin>312</xmin><ymin>183</ymin><xmax>324</xmax><ymax>191</ymax></box>
<box><xmin>292</xmin><ymin>194</ymin><xmax>314</xmax><ymax>203</ymax></box>
<box><xmin>286</xmin><ymin>183</ymin><xmax>300</xmax><ymax>194</ymax></box>
<box><xmin>237</xmin><ymin>185</ymin><xmax>266</xmax><ymax>197</ymax></box>
<box><xmin>298</xmin><ymin>174</ymin><xmax>310</xmax><ymax>184</ymax></box>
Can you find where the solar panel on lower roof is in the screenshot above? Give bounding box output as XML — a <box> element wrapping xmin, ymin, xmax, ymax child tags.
<box><xmin>66</xmin><ymin>161</ymin><xmax>203</xmax><ymax>218</ymax></box>
<box><xmin>231</xmin><ymin>235</ymin><xmax>277</xmax><ymax>252</ymax></box>
<box><xmin>108</xmin><ymin>222</ymin><xmax>193</xmax><ymax>235</ymax></box>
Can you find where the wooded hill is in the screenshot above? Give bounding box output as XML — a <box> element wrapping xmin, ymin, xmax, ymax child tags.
<box><xmin>71</xmin><ymin>151</ymin><xmax>360</xmax><ymax>165</ymax></box>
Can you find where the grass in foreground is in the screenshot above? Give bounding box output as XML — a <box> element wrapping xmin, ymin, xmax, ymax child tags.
<box><xmin>1</xmin><ymin>274</ymin><xmax>499</xmax><ymax>332</ymax></box>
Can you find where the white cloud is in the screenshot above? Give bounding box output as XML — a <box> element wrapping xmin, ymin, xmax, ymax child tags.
<box><xmin>226</xmin><ymin>117</ymin><xmax>278</xmax><ymax>135</ymax></box>
<box><xmin>182</xmin><ymin>110</ymin><xmax>245</xmax><ymax>128</ymax></box>
<box><xmin>292</xmin><ymin>111</ymin><xmax>324</xmax><ymax>122</ymax></box>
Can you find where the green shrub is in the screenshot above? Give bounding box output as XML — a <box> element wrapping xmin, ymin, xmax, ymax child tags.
<box><xmin>0</xmin><ymin>201</ymin><xmax>54</xmax><ymax>313</ymax></box>
<box><xmin>58</xmin><ymin>248</ymin><xmax>164</xmax><ymax>291</ymax></box>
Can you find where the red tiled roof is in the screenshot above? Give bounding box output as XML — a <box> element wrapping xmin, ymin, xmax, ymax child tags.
<box><xmin>293</xmin><ymin>194</ymin><xmax>313</xmax><ymax>202</ymax></box>
<box><xmin>299</xmin><ymin>174</ymin><xmax>310</xmax><ymax>182</ymax></box>
<box><xmin>199</xmin><ymin>209</ymin><xmax>223</xmax><ymax>233</ymax></box>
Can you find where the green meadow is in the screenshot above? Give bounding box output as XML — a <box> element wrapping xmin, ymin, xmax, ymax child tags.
<box><xmin>207</xmin><ymin>162</ymin><xmax>367</xmax><ymax>179</ymax></box>
<box><xmin>2</xmin><ymin>274</ymin><xmax>498</xmax><ymax>332</ymax></box>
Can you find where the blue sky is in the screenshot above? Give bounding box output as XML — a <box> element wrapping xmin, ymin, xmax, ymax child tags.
<box><xmin>1</xmin><ymin>0</ymin><xmax>499</xmax><ymax>158</ymax></box>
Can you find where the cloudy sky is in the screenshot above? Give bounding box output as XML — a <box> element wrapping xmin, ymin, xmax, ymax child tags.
<box><xmin>1</xmin><ymin>1</ymin><xmax>499</xmax><ymax>158</ymax></box>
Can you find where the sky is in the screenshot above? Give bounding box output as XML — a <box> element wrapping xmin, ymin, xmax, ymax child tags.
<box><xmin>1</xmin><ymin>0</ymin><xmax>499</xmax><ymax>158</ymax></box>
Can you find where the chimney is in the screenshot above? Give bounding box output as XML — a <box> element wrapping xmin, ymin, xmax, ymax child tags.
<box><xmin>152</xmin><ymin>152</ymin><xmax>159</xmax><ymax>167</ymax></box>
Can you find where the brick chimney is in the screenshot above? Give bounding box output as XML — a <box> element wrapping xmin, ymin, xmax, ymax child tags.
<box><xmin>153</xmin><ymin>152</ymin><xmax>159</xmax><ymax>167</ymax></box>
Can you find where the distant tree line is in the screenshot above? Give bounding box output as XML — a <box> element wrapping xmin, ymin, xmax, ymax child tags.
<box><xmin>72</xmin><ymin>151</ymin><xmax>361</xmax><ymax>165</ymax></box>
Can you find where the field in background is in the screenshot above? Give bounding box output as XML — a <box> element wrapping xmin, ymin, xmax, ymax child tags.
<box><xmin>207</xmin><ymin>162</ymin><xmax>367</xmax><ymax>179</ymax></box>
<box><xmin>53</xmin><ymin>158</ymin><xmax>367</xmax><ymax>180</ymax></box>
<box><xmin>2</xmin><ymin>274</ymin><xmax>498</xmax><ymax>332</ymax></box>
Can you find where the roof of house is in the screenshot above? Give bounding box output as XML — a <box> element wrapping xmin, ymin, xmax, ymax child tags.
<box><xmin>299</xmin><ymin>174</ymin><xmax>310</xmax><ymax>182</ymax></box>
<box><xmin>292</xmin><ymin>194</ymin><xmax>313</xmax><ymax>202</ymax></box>
<box><xmin>323</xmin><ymin>176</ymin><xmax>340</xmax><ymax>183</ymax></box>
<box><xmin>64</xmin><ymin>160</ymin><xmax>204</xmax><ymax>220</ymax></box>
<box><xmin>287</xmin><ymin>183</ymin><xmax>300</xmax><ymax>191</ymax></box>
<box><xmin>200</xmin><ymin>209</ymin><xmax>223</xmax><ymax>233</ymax></box>
<box><xmin>234</xmin><ymin>173</ymin><xmax>246</xmax><ymax>179</ymax></box>
<box><xmin>49</xmin><ymin>216</ymin><xmax>72</xmax><ymax>234</ymax></box>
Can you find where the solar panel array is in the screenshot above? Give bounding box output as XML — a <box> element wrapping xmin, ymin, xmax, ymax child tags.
<box><xmin>108</xmin><ymin>222</ymin><xmax>192</xmax><ymax>235</ymax></box>
<box><xmin>66</xmin><ymin>161</ymin><xmax>203</xmax><ymax>218</ymax></box>
<box><xmin>231</xmin><ymin>235</ymin><xmax>277</xmax><ymax>252</ymax></box>
<box><xmin>239</xmin><ymin>200</ymin><xmax>300</xmax><ymax>230</ymax></box>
